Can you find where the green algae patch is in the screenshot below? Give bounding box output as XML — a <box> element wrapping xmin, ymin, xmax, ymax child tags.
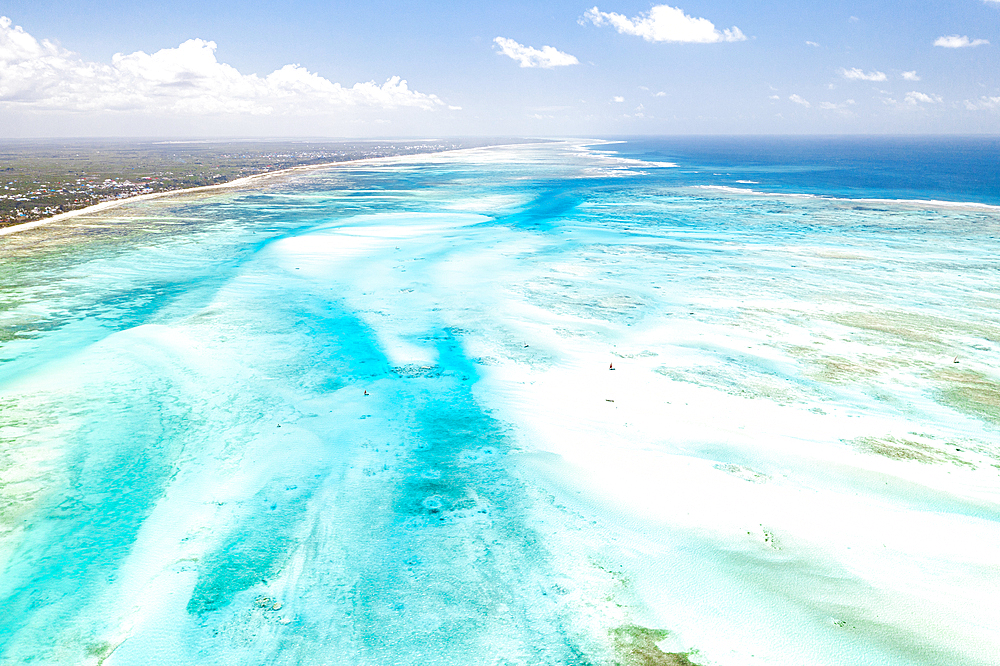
<box><xmin>610</xmin><ymin>625</ymin><xmax>700</xmax><ymax>666</ymax></box>
<box><xmin>850</xmin><ymin>435</ymin><xmax>974</xmax><ymax>468</ymax></box>
<box><xmin>654</xmin><ymin>364</ymin><xmax>813</xmax><ymax>404</ymax></box>
<box><xmin>86</xmin><ymin>639</ymin><xmax>125</xmax><ymax>665</ymax></box>
<box><xmin>784</xmin><ymin>345</ymin><xmax>900</xmax><ymax>386</ymax></box>
<box><xmin>934</xmin><ymin>368</ymin><xmax>1000</xmax><ymax>427</ymax></box>
<box><xmin>85</xmin><ymin>641</ymin><xmax>113</xmax><ymax>658</ymax></box>
<box><xmin>829</xmin><ymin>310</ymin><xmax>966</xmax><ymax>347</ymax></box>
<box><xmin>809</xmin><ymin>355</ymin><xmax>881</xmax><ymax>385</ymax></box>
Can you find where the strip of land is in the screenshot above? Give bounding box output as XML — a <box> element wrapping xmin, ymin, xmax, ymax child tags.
<box><xmin>0</xmin><ymin>138</ymin><xmax>532</xmax><ymax>233</ymax></box>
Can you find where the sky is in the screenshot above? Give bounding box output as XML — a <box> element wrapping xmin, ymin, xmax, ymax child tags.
<box><xmin>1</xmin><ymin>0</ymin><xmax>999</xmax><ymax>137</ymax></box>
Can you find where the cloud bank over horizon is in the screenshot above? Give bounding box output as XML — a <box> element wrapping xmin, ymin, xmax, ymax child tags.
<box><xmin>1</xmin><ymin>0</ymin><xmax>998</xmax><ymax>138</ymax></box>
<box><xmin>582</xmin><ymin>4</ymin><xmax>746</xmax><ymax>44</ymax></box>
<box><xmin>0</xmin><ymin>16</ymin><xmax>446</xmax><ymax>115</ymax></box>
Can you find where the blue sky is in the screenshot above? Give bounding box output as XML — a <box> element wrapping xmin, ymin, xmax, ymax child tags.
<box><xmin>1</xmin><ymin>1</ymin><xmax>999</xmax><ymax>136</ymax></box>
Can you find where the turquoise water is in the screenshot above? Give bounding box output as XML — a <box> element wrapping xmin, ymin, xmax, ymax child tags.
<box><xmin>1</xmin><ymin>141</ymin><xmax>999</xmax><ymax>665</ymax></box>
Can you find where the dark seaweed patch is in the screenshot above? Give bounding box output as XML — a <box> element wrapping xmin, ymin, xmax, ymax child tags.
<box><xmin>610</xmin><ymin>625</ymin><xmax>700</xmax><ymax>666</ymax></box>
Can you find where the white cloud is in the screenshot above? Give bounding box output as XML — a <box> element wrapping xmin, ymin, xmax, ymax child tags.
<box><xmin>964</xmin><ymin>96</ymin><xmax>1000</xmax><ymax>110</ymax></box>
<box><xmin>902</xmin><ymin>70</ymin><xmax>920</xmax><ymax>81</ymax></box>
<box><xmin>493</xmin><ymin>37</ymin><xmax>579</xmax><ymax>68</ymax></box>
<box><xmin>819</xmin><ymin>99</ymin><xmax>856</xmax><ymax>110</ymax></box>
<box><xmin>805</xmin><ymin>41</ymin><xmax>820</xmax><ymax>47</ymax></box>
<box><xmin>0</xmin><ymin>16</ymin><xmax>445</xmax><ymax>115</ymax></box>
<box><xmin>934</xmin><ymin>35</ymin><xmax>989</xmax><ymax>48</ymax></box>
<box><xmin>904</xmin><ymin>91</ymin><xmax>942</xmax><ymax>104</ymax></box>
<box><xmin>654</xmin><ymin>91</ymin><xmax>666</xmax><ymax>97</ymax></box>
<box><xmin>582</xmin><ymin>5</ymin><xmax>746</xmax><ymax>43</ymax></box>
<box><xmin>841</xmin><ymin>67</ymin><xmax>887</xmax><ymax>82</ymax></box>
<box><xmin>612</xmin><ymin>96</ymin><xmax>625</xmax><ymax>102</ymax></box>
<box><xmin>789</xmin><ymin>94</ymin><xmax>811</xmax><ymax>107</ymax></box>
<box><xmin>768</xmin><ymin>95</ymin><xmax>780</xmax><ymax>100</ymax></box>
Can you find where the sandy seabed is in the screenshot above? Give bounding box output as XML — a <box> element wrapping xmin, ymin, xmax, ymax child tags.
<box><xmin>1</xmin><ymin>141</ymin><xmax>998</xmax><ymax>666</ymax></box>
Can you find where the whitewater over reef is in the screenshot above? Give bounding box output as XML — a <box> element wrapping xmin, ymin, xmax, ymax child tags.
<box><xmin>1</xmin><ymin>139</ymin><xmax>998</xmax><ymax>665</ymax></box>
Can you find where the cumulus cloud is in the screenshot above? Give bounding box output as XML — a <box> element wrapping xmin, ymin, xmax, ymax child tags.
<box><xmin>789</xmin><ymin>94</ymin><xmax>811</xmax><ymax>107</ymax></box>
<box><xmin>964</xmin><ymin>96</ymin><xmax>1000</xmax><ymax>110</ymax></box>
<box><xmin>612</xmin><ymin>96</ymin><xmax>625</xmax><ymax>102</ymax></box>
<box><xmin>0</xmin><ymin>16</ymin><xmax>445</xmax><ymax>115</ymax></box>
<box><xmin>582</xmin><ymin>4</ymin><xmax>746</xmax><ymax>43</ymax></box>
<box><xmin>934</xmin><ymin>35</ymin><xmax>989</xmax><ymax>48</ymax></box>
<box><xmin>493</xmin><ymin>37</ymin><xmax>579</xmax><ymax>68</ymax></box>
<box><xmin>905</xmin><ymin>91</ymin><xmax>942</xmax><ymax>104</ymax></box>
<box><xmin>841</xmin><ymin>67</ymin><xmax>887</xmax><ymax>82</ymax></box>
<box><xmin>819</xmin><ymin>99</ymin><xmax>856</xmax><ymax>109</ymax></box>
<box><xmin>902</xmin><ymin>70</ymin><xmax>920</xmax><ymax>81</ymax></box>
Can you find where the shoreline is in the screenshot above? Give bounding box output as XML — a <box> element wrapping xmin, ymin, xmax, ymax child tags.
<box><xmin>8</xmin><ymin>138</ymin><xmax>993</xmax><ymax>237</ymax></box>
<box><xmin>0</xmin><ymin>141</ymin><xmax>550</xmax><ymax>238</ymax></box>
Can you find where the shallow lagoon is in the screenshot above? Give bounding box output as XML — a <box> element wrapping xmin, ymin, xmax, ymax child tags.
<box><xmin>1</xmin><ymin>141</ymin><xmax>998</xmax><ymax>665</ymax></box>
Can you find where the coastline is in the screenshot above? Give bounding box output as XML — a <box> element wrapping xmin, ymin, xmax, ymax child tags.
<box><xmin>9</xmin><ymin>139</ymin><xmax>996</xmax><ymax>238</ymax></box>
<box><xmin>0</xmin><ymin>161</ymin><xmax>325</xmax><ymax>238</ymax></box>
<box><xmin>0</xmin><ymin>141</ymin><xmax>548</xmax><ymax>238</ymax></box>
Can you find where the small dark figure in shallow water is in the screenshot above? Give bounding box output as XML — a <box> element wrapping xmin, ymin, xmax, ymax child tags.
<box><xmin>609</xmin><ymin>363</ymin><xmax>615</xmax><ymax>370</ymax></box>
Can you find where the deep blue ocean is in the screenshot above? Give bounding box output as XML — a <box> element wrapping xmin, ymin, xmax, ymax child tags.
<box><xmin>1</xmin><ymin>138</ymin><xmax>998</xmax><ymax>666</ymax></box>
<box><xmin>602</xmin><ymin>135</ymin><xmax>1000</xmax><ymax>204</ymax></box>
